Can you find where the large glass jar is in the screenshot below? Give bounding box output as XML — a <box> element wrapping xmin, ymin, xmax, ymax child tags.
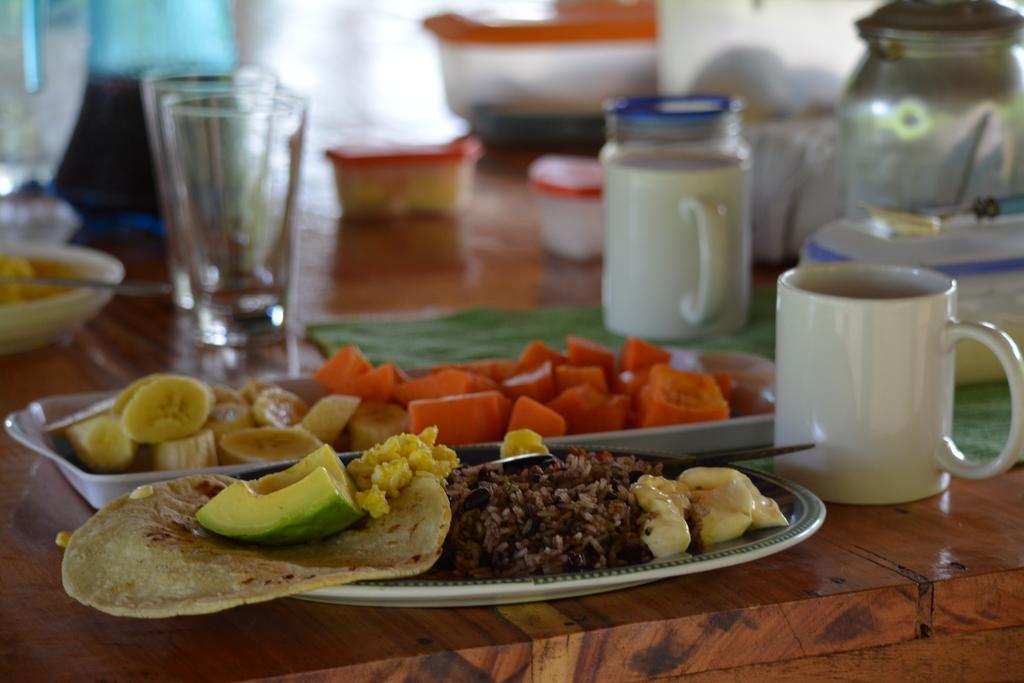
<box><xmin>840</xmin><ymin>0</ymin><xmax>1024</xmax><ymax>219</ymax></box>
<box><xmin>599</xmin><ymin>96</ymin><xmax>752</xmax><ymax>340</ymax></box>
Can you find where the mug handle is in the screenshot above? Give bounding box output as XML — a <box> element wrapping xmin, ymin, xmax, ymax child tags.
<box><xmin>937</xmin><ymin>320</ymin><xmax>1024</xmax><ymax>478</ymax></box>
<box><xmin>678</xmin><ymin>196</ymin><xmax>728</xmax><ymax>325</ymax></box>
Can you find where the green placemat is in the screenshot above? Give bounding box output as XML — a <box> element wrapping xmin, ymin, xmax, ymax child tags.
<box><xmin>308</xmin><ymin>288</ymin><xmax>1013</xmax><ymax>462</ymax></box>
<box><xmin>308</xmin><ymin>289</ymin><xmax>779</xmax><ymax>366</ymax></box>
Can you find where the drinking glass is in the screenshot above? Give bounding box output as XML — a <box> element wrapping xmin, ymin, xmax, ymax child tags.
<box><xmin>141</xmin><ymin>66</ymin><xmax>277</xmax><ymax>310</ymax></box>
<box><xmin>163</xmin><ymin>91</ymin><xmax>307</xmax><ymax>346</ymax></box>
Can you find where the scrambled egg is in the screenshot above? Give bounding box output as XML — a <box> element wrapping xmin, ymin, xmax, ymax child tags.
<box><xmin>500</xmin><ymin>429</ymin><xmax>549</xmax><ymax>458</ymax></box>
<box><xmin>55</xmin><ymin>530</ymin><xmax>73</xmax><ymax>548</ymax></box>
<box><xmin>346</xmin><ymin>426</ymin><xmax>459</xmax><ymax>518</ymax></box>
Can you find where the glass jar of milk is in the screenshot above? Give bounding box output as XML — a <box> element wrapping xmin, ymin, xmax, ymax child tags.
<box><xmin>600</xmin><ymin>95</ymin><xmax>751</xmax><ymax>340</ymax></box>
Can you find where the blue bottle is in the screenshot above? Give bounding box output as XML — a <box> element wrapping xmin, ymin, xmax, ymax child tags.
<box><xmin>55</xmin><ymin>0</ymin><xmax>235</xmax><ymax>231</ymax></box>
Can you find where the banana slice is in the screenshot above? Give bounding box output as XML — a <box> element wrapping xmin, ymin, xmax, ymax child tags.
<box><xmin>218</xmin><ymin>427</ymin><xmax>322</xmax><ymax>465</ymax></box>
<box><xmin>300</xmin><ymin>394</ymin><xmax>361</xmax><ymax>444</ymax></box>
<box><xmin>205</xmin><ymin>402</ymin><xmax>254</xmax><ymax>435</ymax></box>
<box><xmin>252</xmin><ymin>387</ymin><xmax>309</xmax><ymax>428</ymax></box>
<box><xmin>211</xmin><ymin>384</ymin><xmax>246</xmax><ymax>406</ymax></box>
<box><xmin>66</xmin><ymin>414</ymin><xmax>137</xmax><ymax>473</ymax></box>
<box><xmin>111</xmin><ymin>374</ymin><xmax>171</xmax><ymax>415</ymax></box>
<box><xmin>120</xmin><ymin>375</ymin><xmax>214</xmax><ymax>444</ymax></box>
<box><xmin>347</xmin><ymin>400</ymin><xmax>408</xmax><ymax>452</ymax></box>
<box><xmin>152</xmin><ymin>430</ymin><xmax>218</xmax><ymax>471</ymax></box>
<box><xmin>239</xmin><ymin>379</ymin><xmax>281</xmax><ymax>404</ymax></box>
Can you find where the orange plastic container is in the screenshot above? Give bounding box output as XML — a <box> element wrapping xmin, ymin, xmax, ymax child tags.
<box><xmin>324</xmin><ymin>137</ymin><xmax>483</xmax><ymax>219</ymax></box>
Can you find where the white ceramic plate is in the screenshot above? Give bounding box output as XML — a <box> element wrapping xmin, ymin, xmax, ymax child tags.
<box><xmin>0</xmin><ymin>241</ymin><xmax>124</xmax><ymax>354</ymax></box>
<box><xmin>296</xmin><ymin>445</ymin><xmax>825</xmax><ymax>608</ymax></box>
<box><xmin>4</xmin><ymin>350</ymin><xmax>775</xmax><ymax>510</ymax></box>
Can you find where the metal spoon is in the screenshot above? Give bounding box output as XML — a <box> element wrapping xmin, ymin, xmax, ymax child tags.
<box><xmin>0</xmin><ymin>275</ymin><xmax>172</xmax><ymax>297</ymax></box>
<box><xmin>487</xmin><ymin>443</ymin><xmax>815</xmax><ymax>474</ymax></box>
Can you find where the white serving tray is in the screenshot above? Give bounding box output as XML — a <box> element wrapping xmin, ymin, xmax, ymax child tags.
<box><xmin>4</xmin><ymin>351</ymin><xmax>775</xmax><ymax>509</ymax></box>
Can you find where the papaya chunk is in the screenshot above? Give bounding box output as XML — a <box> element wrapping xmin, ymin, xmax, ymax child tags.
<box><xmin>393</xmin><ymin>368</ymin><xmax>490</xmax><ymax>406</ymax></box>
<box><xmin>555</xmin><ymin>364</ymin><xmax>609</xmax><ymax>394</ymax></box>
<box><xmin>408</xmin><ymin>391</ymin><xmax>510</xmax><ymax>445</ymax></box>
<box><xmin>613</xmin><ymin>367</ymin><xmax>650</xmax><ymax>397</ymax></box>
<box><xmin>502</xmin><ymin>361</ymin><xmax>557</xmax><ymax>403</ymax></box>
<box><xmin>314</xmin><ymin>344</ymin><xmax>373</xmax><ymax>394</ymax></box>
<box><xmin>335</xmin><ymin>362</ymin><xmax>402</xmax><ymax>402</ymax></box>
<box><xmin>636</xmin><ymin>364</ymin><xmax>729</xmax><ymax>428</ymax></box>
<box><xmin>566</xmin><ymin>335</ymin><xmax>617</xmax><ymax>383</ymax></box>
<box><xmin>621</xmin><ymin>337</ymin><xmax>672</xmax><ymax>372</ymax></box>
<box><xmin>507</xmin><ymin>396</ymin><xmax>567</xmax><ymax>437</ymax></box>
<box><xmin>516</xmin><ymin>340</ymin><xmax>567</xmax><ymax>373</ymax></box>
<box><xmin>432</xmin><ymin>359</ymin><xmax>516</xmax><ymax>383</ymax></box>
<box><xmin>546</xmin><ymin>384</ymin><xmax>631</xmax><ymax>435</ymax></box>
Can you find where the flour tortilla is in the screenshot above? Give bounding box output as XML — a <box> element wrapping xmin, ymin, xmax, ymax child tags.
<box><xmin>62</xmin><ymin>474</ymin><xmax>451</xmax><ymax>618</ymax></box>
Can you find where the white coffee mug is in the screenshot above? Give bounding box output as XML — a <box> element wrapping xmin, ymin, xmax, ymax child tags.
<box><xmin>774</xmin><ymin>262</ymin><xmax>1024</xmax><ymax>505</ymax></box>
<box><xmin>601</xmin><ymin>158</ymin><xmax>751</xmax><ymax>340</ymax></box>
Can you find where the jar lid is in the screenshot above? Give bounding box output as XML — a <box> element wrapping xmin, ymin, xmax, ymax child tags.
<box><xmin>606</xmin><ymin>95</ymin><xmax>742</xmax><ymax>122</ymax></box>
<box><xmin>528</xmin><ymin>155</ymin><xmax>603</xmax><ymax>198</ymax></box>
<box><xmin>324</xmin><ymin>137</ymin><xmax>483</xmax><ymax>167</ymax></box>
<box><xmin>423</xmin><ymin>4</ymin><xmax>655</xmax><ymax>45</ymax></box>
<box><xmin>857</xmin><ymin>0</ymin><xmax>1024</xmax><ymax>39</ymax></box>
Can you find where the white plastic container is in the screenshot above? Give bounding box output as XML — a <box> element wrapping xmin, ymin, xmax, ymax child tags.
<box><xmin>423</xmin><ymin>7</ymin><xmax>657</xmax><ymax>121</ymax></box>
<box><xmin>528</xmin><ymin>155</ymin><xmax>603</xmax><ymax>261</ymax></box>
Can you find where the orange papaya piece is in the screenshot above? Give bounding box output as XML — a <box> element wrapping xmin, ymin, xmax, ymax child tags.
<box><xmin>507</xmin><ymin>396</ymin><xmax>567</xmax><ymax>437</ymax></box>
<box><xmin>335</xmin><ymin>362</ymin><xmax>402</xmax><ymax>402</ymax></box>
<box><xmin>620</xmin><ymin>337</ymin><xmax>672</xmax><ymax>372</ymax></box>
<box><xmin>393</xmin><ymin>368</ymin><xmax>481</xmax><ymax>405</ymax></box>
<box><xmin>636</xmin><ymin>364</ymin><xmax>729</xmax><ymax>428</ymax></box>
<box><xmin>546</xmin><ymin>384</ymin><xmax>631</xmax><ymax>435</ymax></box>
<box><xmin>501</xmin><ymin>361</ymin><xmax>557</xmax><ymax>403</ymax></box>
<box><xmin>555</xmin><ymin>364</ymin><xmax>609</xmax><ymax>394</ymax></box>
<box><xmin>566</xmin><ymin>335</ymin><xmax>616</xmax><ymax>383</ymax></box>
<box><xmin>408</xmin><ymin>391</ymin><xmax>510</xmax><ymax>445</ymax></box>
<box><xmin>516</xmin><ymin>340</ymin><xmax>567</xmax><ymax>372</ymax></box>
<box><xmin>313</xmin><ymin>344</ymin><xmax>373</xmax><ymax>394</ymax></box>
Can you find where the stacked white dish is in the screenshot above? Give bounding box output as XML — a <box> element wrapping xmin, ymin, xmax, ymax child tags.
<box><xmin>802</xmin><ymin>217</ymin><xmax>1024</xmax><ymax>384</ymax></box>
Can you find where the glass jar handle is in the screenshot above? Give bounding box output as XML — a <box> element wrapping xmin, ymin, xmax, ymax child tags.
<box><xmin>679</xmin><ymin>196</ymin><xmax>727</xmax><ymax>326</ymax></box>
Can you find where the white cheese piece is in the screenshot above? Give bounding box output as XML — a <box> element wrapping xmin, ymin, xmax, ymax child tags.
<box><xmin>679</xmin><ymin>467</ymin><xmax>788</xmax><ymax>547</ymax></box>
<box><xmin>631</xmin><ymin>474</ymin><xmax>692</xmax><ymax>558</ymax></box>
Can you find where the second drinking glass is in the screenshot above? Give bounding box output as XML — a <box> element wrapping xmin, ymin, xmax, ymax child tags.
<box><xmin>141</xmin><ymin>66</ymin><xmax>278</xmax><ymax>310</ymax></box>
<box><xmin>162</xmin><ymin>91</ymin><xmax>307</xmax><ymax>346</ymax></box>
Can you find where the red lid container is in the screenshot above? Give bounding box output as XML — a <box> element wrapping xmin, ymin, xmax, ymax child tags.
<box><xmin>528</xmin><ymin>155</ymin><xmax>603</xmax><ymax>199</ymax></box>
<box><xmin>324</xmin><ymin>137</ymin><xmax>483</xmax><ymax>167</ymax></box>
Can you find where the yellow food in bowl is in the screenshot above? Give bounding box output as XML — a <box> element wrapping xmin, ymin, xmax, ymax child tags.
<box><xmin>0</xmin><ymin>254</ymin><xmax>73</xmax><ymax>304</ymax></box>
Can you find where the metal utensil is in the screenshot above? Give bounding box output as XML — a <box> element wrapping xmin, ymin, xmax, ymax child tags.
<box><xmin>43</xmin><ymin>397</ymin><xmax>115</xmax><ymax>433</ymax></box>
<box><xmin>866</xmin><ymin>193</ymin><xmax>1024</xmax><ymax>238</ymax></box>
<box><xmin>654</xmin><ymin>442</ymin><xmax>814</xmax><ymax>477</ymax></box>
<box><xmin>488</xmin><ymin>443</ymin><xmax>815</xmax><ymax>473</ymax></box>
<box><xmin>0</xmin><ymin>275</ymin><xmax>172</xmax><ymax>297</ymax></box>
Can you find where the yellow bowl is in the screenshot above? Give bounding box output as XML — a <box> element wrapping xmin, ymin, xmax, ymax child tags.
<box><xmin>0</xmin><ymin>241</ymin><xmax>124</xmax><ymax>355</ymax></box>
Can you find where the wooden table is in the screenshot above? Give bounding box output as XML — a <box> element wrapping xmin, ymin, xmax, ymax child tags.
<box><xmin>5</xmin><ymin>3</ymin><xmax>1024</xmax><ymax>680</ymax></box>
<box><xmin>4</xmin><ymin>142</ymin><xmax>1024</xmax><ymax>682</ymax></box>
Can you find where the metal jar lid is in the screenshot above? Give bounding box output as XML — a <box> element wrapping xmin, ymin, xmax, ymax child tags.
<box><xmin>604</xmin><ymin>95</ymin><xmax>743</xmax><ymax>142</ymax></box>
<box><xmin>857</xmin><ymin>0</ymin><xmax>1024</xmax><ymax>40</ymax></box>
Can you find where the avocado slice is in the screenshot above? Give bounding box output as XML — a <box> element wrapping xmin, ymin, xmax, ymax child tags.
<box><xmin>196</xmin><ymin>445</ymin><xmax>365</xmax><ymax>545</ymax></box>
